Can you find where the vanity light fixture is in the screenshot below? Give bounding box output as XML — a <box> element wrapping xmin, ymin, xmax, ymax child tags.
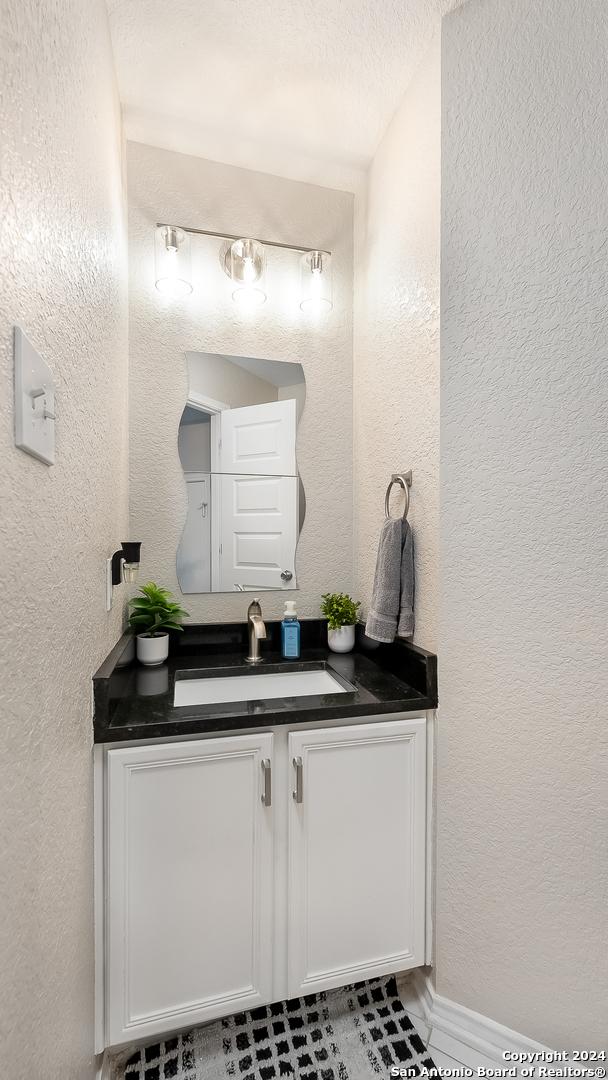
<box><xmin>223</xmin><ymin>238</ymin><xmax>267</xmax><ymax>307</ymax></box>
<box><xmin>154</xmin><ymin>225</ymin><xmax>193</xmax><ymax>298</ymax></box>
<box><xmin>107</xmin><ymin>542</ymin><xmax>142</xmax><ymax>611</ymax></box>
<box><xmin>300</xmin><ymin>249</ymin><xmax>332</xmax><ymax>314</ymax></box>
<box><xmin>154</xmin><ymin>223</ymin><xmax>332</xmax><ymax>315</ymax></box>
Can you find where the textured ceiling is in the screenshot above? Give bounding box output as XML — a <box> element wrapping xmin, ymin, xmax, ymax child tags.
<box><xmin>107</xmin><ymin>0</ymin><xmax>460</xmax><ymax>191</ymax></box>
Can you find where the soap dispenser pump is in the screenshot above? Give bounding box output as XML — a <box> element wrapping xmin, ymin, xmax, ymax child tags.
<box><xmin>281</xmin><ymin>600</ymin><xmax>301</xmax><ymax>659</ymax></box>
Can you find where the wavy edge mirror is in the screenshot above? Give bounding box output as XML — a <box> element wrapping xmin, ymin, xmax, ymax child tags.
<box><xmin>177</xmin><ymin>351</ymin><xmax>306</xmax><ymax>595</ymax></box>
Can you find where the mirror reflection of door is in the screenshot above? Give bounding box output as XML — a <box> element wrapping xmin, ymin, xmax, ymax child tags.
<box><xmin>213</xmin><ymin>399</ymin><xmax>298</xmax><ymax>592</ymax></box>
<box><xmin>180</xmin><ymin>474</ymin><xmax>211</xmax><ymax>592</ymax></box>
<box><xmin>217</xmin><ymin>399</ymin><xmax>297</xmax><ymax>475</ymax></box>
<box><xmin>176</xmin><ymin>353</ymin><xmax>305</xmax><ymax>595</ymax></box>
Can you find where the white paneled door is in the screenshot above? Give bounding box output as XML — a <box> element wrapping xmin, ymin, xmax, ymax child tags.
<box><xmin>106</xmin><ymin>734</ymin><xmax>274</xmax><ymax>1047</ymax></box>
<box><xmin>287</xmin><ymin>719</ymin><xmax>427</xmax><ymax>997</ymax></box>
<box><xmin>217</xmin><ymin>398</ymin><xmax>297</xmax><ymax>476</ymax></box>
<box><xmin>212</xmin><ymin>473</ymin><xmax>298</xmax><ymax>591</ymax></box>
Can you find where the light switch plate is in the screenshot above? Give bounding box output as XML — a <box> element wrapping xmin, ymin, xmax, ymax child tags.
<box><xmin>14</xmin><ymin>326</ymin><xmax>56</xmax><ymax>465</ymax></box>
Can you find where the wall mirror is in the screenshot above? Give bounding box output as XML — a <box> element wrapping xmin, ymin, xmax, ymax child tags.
<box><xmin>177</xmin><ymin>351</ymin><xmax>305</xmax><ymax>594</ymax></box>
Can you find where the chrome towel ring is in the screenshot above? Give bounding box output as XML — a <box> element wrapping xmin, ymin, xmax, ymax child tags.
<box><xmin>385</xmin><ymin>471</ymin><xmax>412</xmax><ymax>520</ymax></box>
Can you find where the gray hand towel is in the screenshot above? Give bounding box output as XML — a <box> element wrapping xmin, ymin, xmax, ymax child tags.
<box><xmin>365</xmin><ymin>518</ymin><xmax>414</xmax><ymax>643</ymax></box>
<box><xmin>397</xmin><ymin>519</ymin><xmax>414</xmax><ymax>638</ymax></box>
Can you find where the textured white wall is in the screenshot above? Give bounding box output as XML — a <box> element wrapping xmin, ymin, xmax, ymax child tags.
<box><xmin>438</xmin><ymin>0</ymin><xmax>608</xmax><ymax>1047</ymax></box>
<box><xmin>128</xmin><ymin>142</ymin><xmax>354</xmax><ymax>621</ymax></box>
<box><xmin>0</xmin><ymin>2</ymin><xmax>128</xmax><ymax>1076</ymax></box>
<box><xmin>354</xmin><ymin>34</ymin><xmax>440</xmax><ymax>650</ymax></box>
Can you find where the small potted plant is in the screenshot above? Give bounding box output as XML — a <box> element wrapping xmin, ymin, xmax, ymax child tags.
<box><xmin>320</xmin><ymin>592</ymin><xmax>361</xmax><ymax>653</ymax></box>
<box><xmin>128</xmin><ymin>582</ymin><xmax>189</xmax><ymax>666</ymax></box>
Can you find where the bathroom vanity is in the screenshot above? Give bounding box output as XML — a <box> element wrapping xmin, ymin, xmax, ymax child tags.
<box><xmin>93</xmin><ymin>623</ymin><xmax>437</xmax><ymax>1052</ymax></box>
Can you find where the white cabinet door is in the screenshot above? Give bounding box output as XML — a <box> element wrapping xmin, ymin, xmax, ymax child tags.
<box><xmin>217</xmin><ymin>398</ymin><xmax>297</xmax><ymax>476</ymax></box>
<box><xmin>107</xmin><ymin>733</ymin><xmax>274</xmax><ymax>1047</ymax></box>
<box><xmin>287</xmin><ymin>719</ymin><xmax>426</xmax><ymax>998</ymax></box>
<box><xmin>211</xmin><ymin>473</ymin><xmax>297</xmax><ymax>591</ymax></box>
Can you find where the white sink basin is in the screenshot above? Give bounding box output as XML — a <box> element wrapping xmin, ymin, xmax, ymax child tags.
<box><xmin>174</xmin><ymin>668</ymin><xmax>350</xmax><ymax>708</ymax></box>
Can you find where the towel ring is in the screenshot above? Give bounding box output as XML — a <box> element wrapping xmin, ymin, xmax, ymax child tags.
<box><xmin>385</xmin><ymin>472</ymin><xmax>412</xmax><ymax>520</ymax></box>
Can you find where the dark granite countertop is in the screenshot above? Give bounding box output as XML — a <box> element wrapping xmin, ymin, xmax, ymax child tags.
<box><xmin>93</xmin><ymin>620</ymin><xmax>437</xmax><ymax>743</ymax></box>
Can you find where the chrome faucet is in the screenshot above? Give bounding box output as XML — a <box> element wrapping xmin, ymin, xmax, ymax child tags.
<box><xmin>246</xmin><ymin>598</ymin><xmax>267</xmax><ymax>664</ymax></box>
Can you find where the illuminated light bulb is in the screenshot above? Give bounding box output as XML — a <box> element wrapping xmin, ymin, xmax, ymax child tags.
<box><xmin>241</xmin><ymin>240</ymin><xmax>257</xmax><ymax>283</ymax></box>
<box><xmin>154</xmin><ymin>225</ymin><xmax>193</xmax><ymax>297</ymax></box>
<box><xmin>300</xmin><ymin>250</ymin><xmax>332</xmax><ymax>314</ymax></box>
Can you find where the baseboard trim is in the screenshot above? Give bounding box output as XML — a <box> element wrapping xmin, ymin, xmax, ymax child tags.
<box><xmin>411</xmin><ymin>970</ymin><xmax>552</xmax><ymax>1065</ymax></box>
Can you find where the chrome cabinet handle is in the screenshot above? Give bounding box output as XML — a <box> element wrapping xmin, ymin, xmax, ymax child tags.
<box><xmin>292</xmin><ymin>756</ymin><xmax>303</xmax><ymax>803</ymax></box>
<box><xmin>200</xmin><ymin>502</ymin><xmax>208</xmax><ymax>518</ymax></box>
<box><xmin>281</xmin><ymin>570</ymin><xmax>293</xmax><ymax>582</ymax></box>
<box><xmin>261</xmin><ymin>759</ymin><xmax>272</xmax><ymax>806</ymax></box>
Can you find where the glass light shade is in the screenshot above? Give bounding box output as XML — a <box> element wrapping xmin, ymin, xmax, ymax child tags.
<box><xmin>300</xmin><ymin>250</ymin><xmax>332</xmax><ymax>313</ymax></box>
<box><xmin>154</xmin><ymin>225</ymin><xmax>193</xmax><ymax>298</ymax></box>
<box><xmin>226</xmin><ymin>238</ymin><xmax>267</xmax><ymax>306</ymax></box>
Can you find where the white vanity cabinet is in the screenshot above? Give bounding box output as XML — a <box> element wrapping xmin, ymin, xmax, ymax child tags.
<box><xmin>287</xmin><ymin>719</ymin><xmax>427</xmax><ymax>996</ymax></box>
<box><xmin>99</xmin><ymin>714</ymin><xmax>429</xmax><ymax>1050</ymax></box>
<box><xmin>105</xmin><ymin>733</ymin><xmax>275</xmax><ymax>1047</ymax></box>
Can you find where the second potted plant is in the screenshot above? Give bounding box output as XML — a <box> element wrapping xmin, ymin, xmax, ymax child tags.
<box><xmin>128</xmin><ymin>582</ymin><xmax>189</xmax><ymax>666</ymax></box>
<box><xmin>320</xmin><ymin>592</ymin><xmax>361</xmax><ymax>653</ymax></box>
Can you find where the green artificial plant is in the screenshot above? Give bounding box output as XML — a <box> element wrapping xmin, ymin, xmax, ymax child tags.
<box><xmin>128</xmin><ymin>582</ymin><xmax>190</xmax><ymax>637</ymax></box>
<box><xmin>320</xmin><ymin>592</ymin><xmax>361</xmax><ymax>631</ymax></box>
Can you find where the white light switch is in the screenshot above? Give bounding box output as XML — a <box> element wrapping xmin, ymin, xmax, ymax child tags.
<box><xmin>14</xmin><ymin>326</ymin><xmax>56</xmax><ymax>465</ymax></box>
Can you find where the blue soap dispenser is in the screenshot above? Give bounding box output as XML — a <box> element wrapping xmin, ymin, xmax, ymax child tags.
<box><xmin>281</xmin><ymin>600</ymin><xmax>301</xmax><ymax>659</ymax></box>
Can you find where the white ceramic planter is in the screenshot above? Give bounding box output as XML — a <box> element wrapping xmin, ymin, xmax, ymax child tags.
<box><xmin>327</xmin><ymin>624</ymin><xmax>356</xmax><ymax>653</ymax></box>
<box><xmin>137</xmin><ymin>632</ymin><xmax>169</xmax><ymax>667</ymax></box>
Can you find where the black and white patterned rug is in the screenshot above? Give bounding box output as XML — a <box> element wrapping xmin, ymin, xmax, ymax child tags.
<box><xmin>114</xmin><ymin>975</ymin><xmax>436</xmax><ymax>1079</ymax></box>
